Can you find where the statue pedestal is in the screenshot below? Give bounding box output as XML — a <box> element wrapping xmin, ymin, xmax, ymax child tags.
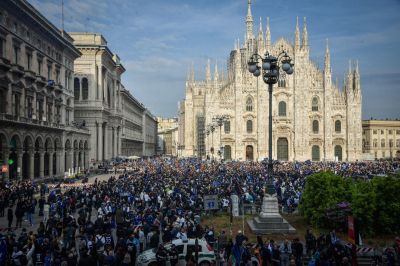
<box><xmin>247</xmin><ymin>195</ymin><xmax>296</xmax><ymax>234</ymax></box>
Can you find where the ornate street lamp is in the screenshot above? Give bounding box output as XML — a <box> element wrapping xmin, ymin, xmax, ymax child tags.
<box><xmin>207</xmin><ymin>123</ymin><xmax>216</xmax><ymax>160</ymax></box>
<box><xmin>213</xmin><ymin>115</ymin><xmax>229</xmax><ymax>161</ymax></box>
<box><xmin>247</xmin><ymin>51</ymin><xmax>294</xmax><ymax>193</ymax></box>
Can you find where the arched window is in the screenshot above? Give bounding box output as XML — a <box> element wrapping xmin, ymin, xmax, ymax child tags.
<box><xmin>246</xmin><ymin>97</ymin><xmax>253</xmax><ymax>112</ymax></box>
<box><xmin>381</xmin><ymin>139</ymin><xmax>385</xmax><ymax>147</ymax></box>
<box><xmin>312</xmin><ymin>145</ymin><xmax>320</xmax><ymax>161</ymax></box>
<box><xmin>312</xmin><ymin>97</ymin><xmax>319</xmax><ymax>111</ymax></box>
<box><xmin>312</xmin><ymin>120</ymin><xmax>319</xmax><ymax>134</ymax></box>
<box><xmin>335</xmin><ymin>120</ymin><xmax>341</xmax><ymax>133</ymax></box>
<box><xmin>389</xmin><ymin>139</ymin><xmax>394</xmax><ymax>148</ymax></box>
<box><xmin>82</xmin><ymin>77</ymin><xmax>89</xmax><ymax>100</ymax></box>
<box><xmin>224</xmin><ymin>120</ymin><xmax>231</xmax><ymax>134</ymax></box>
<box><xmin>246</xmin><ymin>120</ymin><xmax>253</xmax><ymax>133</ymax></box>
<box><xmin>278</xmin><ymin>101</ymin><xmax>286</xmax><ymax>116</ymax></box>
<box><xmin>74</xmin><ymin>78</ymin><xmax>80</xmax><ymax>100</ymax></box>
<box><xmin>334</xmin><ymin>145</ymin><xmax>342</xmax><ymax>161</ymax></box>
<box><xmin>224</xmin><ymin>145</ymin><xmax>232</xmax><ymax>160</ymax></box>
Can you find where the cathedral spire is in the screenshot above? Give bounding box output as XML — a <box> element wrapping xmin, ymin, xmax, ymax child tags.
<box><xmin>246</xmin><ymin>0</ymin><xmax>254</xmax><ymax>40</ymax></box>
<box><xmin>324</xmin><ymin>38</ymin><xmax>331</xmax><ymax>73</ymax></box>
<box><xmin>190</xmin><ymin>62</ymin><xmax>195</xmax><ymax>82</ymax></box>
<box><xmin>295</xmin><ymin>16</ymin><xmax>300</xmax><ymax>49</ymax></box>
<box><xmin>206</xmin><ymin>59</ymin><xmax>211</xmax><ymax>83</ymax></box>
<box><xmin>266</xmin><ymin>17</ymin><xmax>271</xmax><ymax>50</ymax></box>
<box><xmin>302</xmin><ymin>17</ymin><xmax>308</xmax><ymax>48</ymax></box>
<box><xmin>257</xmin><ymin>17</ymin><xmax>264</xmax><ymax>51</ymax></box>
<box><xmin>214</xmin><ymin>60</ymin><xmax>219</xmax><ymax>82</ymax></box>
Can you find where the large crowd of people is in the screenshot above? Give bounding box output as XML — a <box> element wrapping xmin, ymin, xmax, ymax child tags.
<box><xmin>0</xmin><ymin>158</ymin><xmax>399</xmax><ymax>265</ymax></box>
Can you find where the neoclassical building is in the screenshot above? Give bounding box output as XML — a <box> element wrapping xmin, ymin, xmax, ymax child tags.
<box><xmin>179</xmin><ymin>0</ymin><xmax>362</xmax><ymax>161</ymax></box>
<box><xmin>70</xmin><ymin>33</ymin><xmax>158</xmax><ymax>162</ymax></box>
<box><xmin>0</xmin><ymin>0</ymin><xmax>90</xmax><ymax>180</ymax></box>
<box><xmin>362</xmin><ymin>120</ymin><xmax>400</xmax><ymax>160</ymax></box>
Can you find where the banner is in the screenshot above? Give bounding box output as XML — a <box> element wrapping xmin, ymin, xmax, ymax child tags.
<box><xmin>348</xmin><ymin>216</ymin><xmax>355</xmax><ymax>244</ymax></box>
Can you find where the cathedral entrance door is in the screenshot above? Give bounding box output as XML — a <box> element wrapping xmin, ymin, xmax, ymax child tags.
<box><xmin>246</xmin><ymin>145</ymin><xmax>254</xmax><ymax>161</ymax></box>
<box><xmin>277</xmin><ymin>138</ymin><xmax>288</xmax><ymax>161</ymax></box>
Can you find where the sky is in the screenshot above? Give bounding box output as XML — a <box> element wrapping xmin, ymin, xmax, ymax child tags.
<box><xmin>29</xmin><ymin>0</ymin><xmax>400</xmax><ymax>119</ymax></box>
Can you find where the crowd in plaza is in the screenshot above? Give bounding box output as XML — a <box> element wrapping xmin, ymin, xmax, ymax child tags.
<box><xmin>0</xmin><ymin>158</ymin><xmax>399</xmax><ymax>265</ymax></box>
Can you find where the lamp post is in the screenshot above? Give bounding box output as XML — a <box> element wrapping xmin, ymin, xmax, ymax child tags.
<box><xmin>209</xmin><ymin>124</ymin><xmax>216</xmax><ymax>160</ymax></box>
<box><xmin>213</xmin><ymin>115</ymin><xmax>229</xmax><ymax>161</ymax></box>
<box><xmin>247</xmin><ymin>51</ymin><xmax>294</xmax><ymax>193</ymax></box>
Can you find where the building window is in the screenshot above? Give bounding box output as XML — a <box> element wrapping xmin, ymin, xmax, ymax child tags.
<box><xmin>26</xmin><ymin>52</ymin><xmax>32</xmax><ymax>70</ymax></box>
<box><xmin>12</xmin><ymin>93</ymin><xmax>20</xmax><ymax>117</ymax></box>
<box><xmin>246</xmin><ymin>120</ymin><xmax>253</xmax><ymax>133</ymax></box>
<box><xmin>37</xmin><ymin>59</ymin><xmax>42</xmax><ymax>75</ymax></box>
<box><xmin>13</xmin><ymin>45</ymin><xmax>19</xmax><ymax>64</ymax></box>
<box><xmin>224</xmin><ymin>120</ymin><xmax>231</xmax><ymax>134</ymax></box>
<box><xmin>382</xmin><ymin>151</ymin><xmax>385</xmax><ymax>158</ymax></box>
<box><xmin>0</xmin><ymin>38</ymin><xmax>5</xmax><ymax>57</ymax></box>
<box><xmin>278</xmin><ymin>101</ymin><xmax>286</xmax><ymax>116</ymax></box>
<box><xmin>47</xmin><ymin>103</ymin><xmax>52</xmax><ymax>123</ymax></box>
<box><xmin>26</xmin><ymin>97</ymin><xmax>33</xmax><ymax>118</ymax></box>
<box><xmin>47</xmin><ymin>64</ymin><xmax>52</xmax><ymax>80</ymax></box>
<box><xmin>74</xmin><ymin>78</ymin><xmax>80</xmax><ymax>100</ymax></box>
<box><xmin>373</xmin><ymin>130</ymin><xmax>377</xmax><ymax>135</ymax></box>
<box><xmin>37</xmin><ymin>100</ymin><xmax>43</xmax><ymax>121</ymax></box>
<box><xmin>389</xmin><ymin>130</ymin><xmax>392</xmax><ymax>135</ymax></box>
<box><xmin>381</xmin><ymin>130</ymin><xmax>384</xmax><ymax>134</ymax></box>
<box><xmin>312</xmin><ymin>145</ymin><xmax>320</xmax><ymax>161</ymax></box>
<box><xmin>55</xmin><ymin>69</ymin><xmax>60</xmax><ymax>83</ymax></box>
<box><xmin>312</xmin><ymin>120</ymin><xmax>319</xmax><ymax>134</ymax></box>
<box><xmin>389</xmin><ymin>139</ymin><xmax>393</xmax><ymax>147</ymax></box>
<box><xmin>397</xmin><ymin>130</ymin><xmax>400</xmax><ymax>135</ymax></box>
<box><xmin>82</xmin><ymin>77</ymin><xmax>89</xmax><ymax>100</ymax></box>
<box><xmin>381</xmin><ymin>139</ymin><xmax>385</xmax><ymax>148</ymax></box>
<box><xmin>374</xmin><ymin>152</ymin><xmax>377</xmax><ymax>159</ymax></box>
<box><xmin>396</xmin><ymin>139</ymin><xmax>400</xmax><ymax>148</ymax></box>
<box><xmin>373</xmin><ymin>139</ymin><xmax>377</xmax><ymax>148</ymax></box>
<box><xmin>246</xmin><ymin>97</ymin><xmax>253</xmax><ymax>112</ymax></box>
<box><xmin>0</xmin><ymin>90</ymin><xmax>6</xmax><ymax>113</ymax></box>
<box><xmin>312</xmin><ymin>97</ymin><xmax>319</xmax><ymax>111</ymax></box>
<box><xmin>335</xmin><ymin>120</ymin><xmax>341</xmax><ymax>133</ymax></box>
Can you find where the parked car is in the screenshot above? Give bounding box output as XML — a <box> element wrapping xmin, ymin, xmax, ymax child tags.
<box><xmin>136</xmin><ymin>239</ymin><xmax>215</xmax><ymax>266</ymax></box>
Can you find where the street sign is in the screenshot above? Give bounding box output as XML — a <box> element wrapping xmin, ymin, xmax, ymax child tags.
<box><xmin>1</xmin><ymin>165</ymin><xmax>8</xmax><ymax>173</ymax></box>
<box><xmin>203</xmin><ymin>195</ymin><xmax>219</xmax><ymax>210</ymax></box>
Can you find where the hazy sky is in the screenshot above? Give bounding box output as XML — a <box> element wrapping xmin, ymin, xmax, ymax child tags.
<box><xmin>30</xmin><ymin>0</ymin><xmax>400</xmax><ymax>119</ymax></box>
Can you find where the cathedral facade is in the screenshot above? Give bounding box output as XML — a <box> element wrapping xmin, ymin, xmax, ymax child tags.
<box><xmin>178</xmin><ymin>0</ymin><xmax>362</xmax><ymax>162</ymax></box>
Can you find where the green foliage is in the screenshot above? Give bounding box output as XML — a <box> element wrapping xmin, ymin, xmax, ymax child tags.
<box><xmin>299</xmin><ymin>172</ymin><xmax>400</xmax><ymax>235</ymax></box>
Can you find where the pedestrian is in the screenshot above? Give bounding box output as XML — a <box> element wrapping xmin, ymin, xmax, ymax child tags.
<box><xmin>7</xmin><ymin>206</ymin><xmax>13</xmax><ymax>228</ymax></box>
<box><xmin>279</xmin><ymin>239</ymin><xmax>292</xmax><ymax>266</ymax></box>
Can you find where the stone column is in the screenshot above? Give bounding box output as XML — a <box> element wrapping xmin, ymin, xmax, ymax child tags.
<box><xmin>69</xmin><ymin>150</ymin><xmax>74</xmax><ymax>174</ymax></box>
<box><xmin>103</xmin><ymin>125</ymin><xmax>108</xmax><ymax>160</ymax></box>
<box><xmin>17</xmin><ymin>149</ymin><xmax>23</xmax><ymax>179</ymax></box>
<box><xmin>39</xmin><ymin>151</ymin><xmax>44</xmax><ymax>178</ymax></box>
<box><xmin>84</xmin><ymin>151</ymin><xmax>89</xmax><ymax>170</ymax></box>
<box><xmin>48</xmin><ymin>149</ymin><xmax>54</xmax><ymax>177</ymax></box>
<box><xmin>29</xmin><ymin>151</ymin><xmax>34</xmax><ymax>179</ymax></box>
<box><xmin>98</xmin><ymin>124</ymin><xmax>103</xmax><ymax>161</ymax></box>
<box><xmin>57</xmin><ymin>151</ymin><xmax>63</xmax><ymax>175</ymax></box>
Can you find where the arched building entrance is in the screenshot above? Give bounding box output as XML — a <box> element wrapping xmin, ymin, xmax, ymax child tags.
<box><xmin>246</xmin><ymin>145</ymin><xmax>254</xmax><ymax>161</ymax></box>
<box><xmin>277</xmin><ymin>138</ymin><xmax>288</xmax><ymax>161</ymax></box>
